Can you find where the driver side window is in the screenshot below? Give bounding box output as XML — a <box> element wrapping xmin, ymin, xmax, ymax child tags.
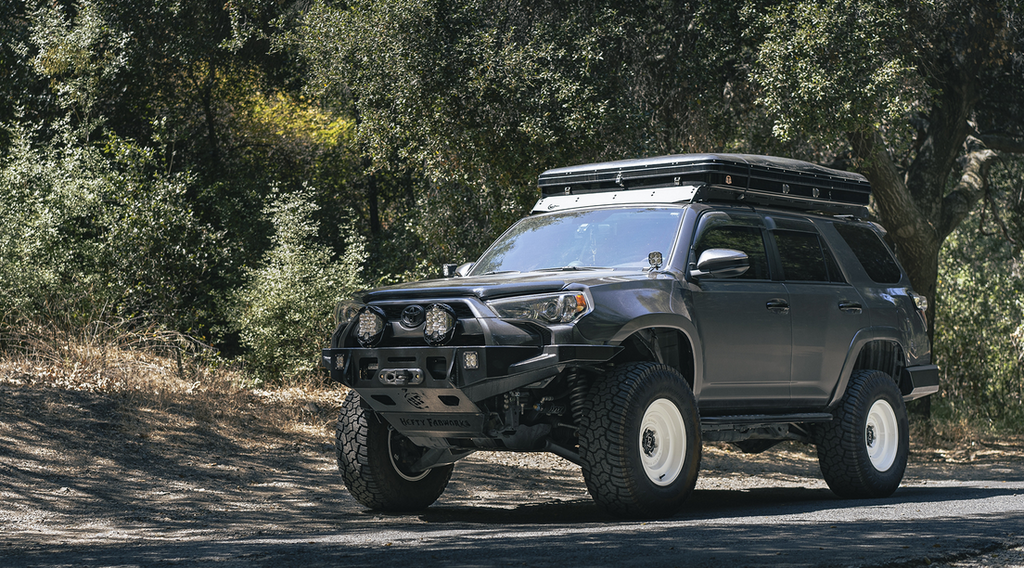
<box><xmin>692</xmin><ymin>213</ymin><xmax>771</xmax><ymax>280</ymax></box>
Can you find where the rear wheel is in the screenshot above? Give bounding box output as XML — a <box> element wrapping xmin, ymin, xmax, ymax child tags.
<box><xmin>817</xmin><ymin>370</ymin><xmax>909</xmax><ymax>498</ymax></box>
<box><xmin>336</xmin><ymin>390</ymin><xmax>453</xmax><ymax>511</ymax></box>
<box><xmin>579</xmin><ymin>362</ymin><xmax>701</xmax><ymax>518</ymax></box>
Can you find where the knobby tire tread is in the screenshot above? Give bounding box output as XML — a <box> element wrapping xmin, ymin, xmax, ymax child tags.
<box><xmin>336</xmin><ymin>390</ymin><xmax>452</xmax><ymax>511</ymax></box>
<box><xmin>817</xmin><ymin>369</ymin><xmax>909</xmax><ymax>499</ymax></box>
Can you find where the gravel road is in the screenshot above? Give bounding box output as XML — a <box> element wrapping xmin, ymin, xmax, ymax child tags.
<box><xmin>2</xmin><ymin>385</ymin><xmax>1023</xmax><ymax>567</ymax></box>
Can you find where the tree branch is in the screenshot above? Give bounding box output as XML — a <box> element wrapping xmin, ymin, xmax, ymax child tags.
<box><xmin>938</xmin><ymin>137</ymin><xmax>999</xmax><ymax>238</ymax></box>
<box><xmin>976</xmin><ymin>133</ymin><xmax>1024</xmax><ymax>154</ymax></box>
<box><xmin>849</xmin><ymin>128</ymin><xmax>937</xmax><ymax>245</ymax></box>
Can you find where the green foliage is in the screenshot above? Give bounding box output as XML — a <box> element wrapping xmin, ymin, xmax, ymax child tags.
<box><xmin>292</xmin><ymin>0</ymin><xmax>751</xmax><ymax>270</ymax></box>
<box><xmin>0</xmin><ymin>121</ymin><xmax>230</xmax><ymax>337</ymax></box>
<box><xmin>0</xmin><ymin>121</ymin><xmax>107</xmax><ymax>316</ymax></box>
<box><xmin>746</xmin><ymin>0</ymin><xmax>921</xmax><ymax>143</ymax></box>
<box><xmin>934</xmin><ymin>157</ymin><xmax>1024</xmax><ymax>431</ymax></box>
<box><xmin>4</xmin><ymin>0</ymin><xmax>1024</xmax><ymax>437</ymax></box>
<box><xmin>232</xmin><ymin>188</ymin><xmax>366</xmax><ymax>385</ymax></box>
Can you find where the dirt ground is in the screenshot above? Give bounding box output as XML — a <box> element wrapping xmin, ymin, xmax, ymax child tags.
<box><xmin>2</xmin><ymin>383</ymin><xmax>1024</xmax><ymax>564</ymax></box>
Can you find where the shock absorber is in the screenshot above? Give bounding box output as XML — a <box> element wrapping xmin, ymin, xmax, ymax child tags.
<box><xmin>567</xmin><ymin>371</ymin><xmax>589</xmax><ymax>427</ymax></box>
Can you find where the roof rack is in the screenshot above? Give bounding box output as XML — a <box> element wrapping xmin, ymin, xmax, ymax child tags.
<box><xmin>536</xmin><ymin>153</ymin><xmax>870</xmax><ymax>217</ymax></box>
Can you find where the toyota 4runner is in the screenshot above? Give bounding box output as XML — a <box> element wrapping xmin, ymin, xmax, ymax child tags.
<box><xmin>322</xmin><ymin>153</ymin><xmax>939</xmax><ymax>518</ymax></box>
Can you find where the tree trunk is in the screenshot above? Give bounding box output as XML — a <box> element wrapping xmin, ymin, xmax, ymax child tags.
<box><xmin>848</xmin><ymin>126</ymin><xmax>999</xmax><ymax>421</ymax></box>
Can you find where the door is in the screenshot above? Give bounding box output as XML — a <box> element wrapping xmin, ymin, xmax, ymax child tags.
<box><xmin>689</xmin><ymin>211</ymin><xmax>792</xmax><ymax>409</ymax></box>
<box><xmin>770</xmin><ymin>223</ymin><xmax>868</xmax><ymax>406</ymax></box>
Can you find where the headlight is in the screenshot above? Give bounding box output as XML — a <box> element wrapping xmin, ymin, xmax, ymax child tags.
<box><xmin>355</xmin><ymin>306</ymin><xmax>387</xmax><ymax>347</ymax></box>
<box><xmin>487</xmin><ymin>292</ymin><xmax>591</xmax><ymax>324</ymax></box>
<box><xmin>423</xmin><ymin>303</ymin><xmax>457</xmax><ymax>346</ymax></box>
<box><xmin>335</xmin><ymin>301</ymin><xmax>364</xmax><ymax>326</ymax></box>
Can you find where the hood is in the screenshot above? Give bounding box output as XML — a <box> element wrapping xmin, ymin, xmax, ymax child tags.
<box><xmin>359</xmin><ymin>269</ymin><xmax>651</xmax><ymax>303</ymax></box>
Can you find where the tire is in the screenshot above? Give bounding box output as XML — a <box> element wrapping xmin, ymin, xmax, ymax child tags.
<box><xmin>817</xmin><ymin>369</ymin><xmax>909</xmax><ymax>499</ymax></box>
<box><xmin>336</xmin><ymin>390</ymin><xmax>453</xmax><ymax>511</ymax></box>
<box><xmin>579</xmin><ymin>362</ymin><xmax>701</xmax><ymax>518</ymax></box>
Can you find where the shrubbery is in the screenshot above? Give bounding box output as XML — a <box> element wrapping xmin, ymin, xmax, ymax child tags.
<box><xmin>933</xmin><ymin>158</ymin><xmax>1024</xmax><ymax>432</ymax></box>
<box><xmin>231</xmin><ymin>188</ymin><xmax>366</xmax><ymax>386</ymax></box>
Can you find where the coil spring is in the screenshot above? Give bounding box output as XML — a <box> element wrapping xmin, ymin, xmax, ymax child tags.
<box><xmin>568</xmin><ymin>371</ymin><xmax>589</xmax><ymax>426</ymax></box>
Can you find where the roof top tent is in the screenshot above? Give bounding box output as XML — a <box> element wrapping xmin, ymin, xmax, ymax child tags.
<box><xmin>533</xmin><ymin>153</ymin><xmax>871</xmax><ymax>216</ymax></box>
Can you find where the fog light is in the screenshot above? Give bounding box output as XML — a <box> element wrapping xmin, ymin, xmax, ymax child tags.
<box><xmin>463</xmin><ymin>351</ymin><xmax>479</xmax><ymax>370</ymax></box>
<box><xmin>355</xmin><ymin>306</ymin><xmax>387</xmax><ymax>347</ymax></box>
<box><xmin>424</xmin><ymin>303</ymin><xmax>457</xmax><ymax>345</ymax></box>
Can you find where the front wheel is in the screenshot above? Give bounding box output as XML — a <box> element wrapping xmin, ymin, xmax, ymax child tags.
<box><xmin>579</xmin><ymin>362</ymin><xmax>701</xmax><ymax>518</ymax></box>
<box><xmin>336</xmin><ymin>390</ymin><xmax>453</xmax><ymax>511</ymax></box>
<box><xmin>816</xmin><ymin>370</ymin><xmax>909</xmax><ymax>498</ymax></box>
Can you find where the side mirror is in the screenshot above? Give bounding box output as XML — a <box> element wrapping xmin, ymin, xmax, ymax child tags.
<box><xmin>692</xmin><ymin>248</ymin><xmax>749</xmax><ymax>279</ymax></box>
<box><xmin>443</xmin><ymin>262</ymin><xmax>475</xmax><ymax>278</ymax></box>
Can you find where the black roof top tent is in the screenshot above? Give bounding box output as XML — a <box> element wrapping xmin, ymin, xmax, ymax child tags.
<box><xmin>537</xmin><ymin>153</ymin><xmax>871</xmax><ymax>216</ymax></box>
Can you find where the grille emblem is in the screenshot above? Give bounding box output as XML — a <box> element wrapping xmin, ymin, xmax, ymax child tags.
<box><xmin>401</xmin><ymin>305</ymin><xmax>425</xmax><ymax>327</ymax></box>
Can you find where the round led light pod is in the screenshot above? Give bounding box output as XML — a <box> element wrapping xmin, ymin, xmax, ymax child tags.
<box><xmin>423</xmin><ymin>303</ymin><xmax>457</xmax><ymax>346</ymax></box>
<box><xmin>355</xmin><ymin>305</ymin><xmax>387</xmax><ymax>347</ymax></box>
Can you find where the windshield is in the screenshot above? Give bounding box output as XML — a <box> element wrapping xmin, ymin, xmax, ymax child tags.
<box><xmin>470</xmin><ymin>207</ymin><xmax>684</xmax><ymax>275</ymax></box>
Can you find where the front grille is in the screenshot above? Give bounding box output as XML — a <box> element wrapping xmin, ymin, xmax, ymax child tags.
<box><xmin>379</xmin><ymin>301</ymin><xmax>475</xmax><ymax>320</ymax></box>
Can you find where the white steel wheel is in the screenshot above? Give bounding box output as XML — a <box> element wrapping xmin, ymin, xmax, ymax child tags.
<box><xmin>817</xmin><ymin>370</ymin><xmax>909</xmax><ymax>499</ymax></box>
<box><xmin>639</xmin><ymin>398</ymin><xmax>687</xmax><ymax>486</ymax></box>
<box><xmin>865</xmin><ymin>399</ymin><xmax>899</xmax><ymax>472</ymax></box>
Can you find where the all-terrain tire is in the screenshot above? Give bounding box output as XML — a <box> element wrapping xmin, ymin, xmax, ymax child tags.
<box><xmin>579</xmin><ymin>362</ymin><xmax>701</xmax><ymax>518</ymax></box>
<box><xmin>336</xmin><ymin>390</ymin><xmax>453</xmax><ymax>511</ymax></box>
<box><xmin>817</xmin><ymin>369</ymin><xmax>909</xmax><ymax>499</ymax></box>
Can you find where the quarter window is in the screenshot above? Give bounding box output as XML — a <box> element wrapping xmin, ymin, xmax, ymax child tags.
<box><xmin>833</xmin><ymin>224</ymin><xmax>902</xmax><ymax>284</ymax></box>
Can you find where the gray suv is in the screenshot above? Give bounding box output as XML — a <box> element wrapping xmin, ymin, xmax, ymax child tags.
<box><xmin>322</xmin><ymin>154</ymin><xmax>939</xmax><ymax>518</ymax></box>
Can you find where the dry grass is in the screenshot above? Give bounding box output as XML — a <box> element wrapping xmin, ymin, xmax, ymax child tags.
<box><xmin>1</xmin><ymin>313</ymin><xmax>1020</xmax><ymax>463</ymax></box>
<box><xmin>0</xmin><ymin>314</ymin><xmax>347</xmax><ymax>452</ymax></box>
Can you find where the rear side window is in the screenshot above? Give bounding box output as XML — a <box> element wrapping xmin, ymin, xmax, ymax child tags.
<box><xmin>834</xmin><ymin>224</ymin><xmax>902</xmax><ymax>283</ymax></box>
<box><xmin>773</xmin><ymin>230</ymin><xmax>845</xmax><ymax>283</ymax></box>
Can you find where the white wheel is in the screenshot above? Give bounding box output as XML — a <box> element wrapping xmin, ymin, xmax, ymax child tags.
<box><xmin>580</xmin><ymin>362</ymin><xmax>701</xmax><ymax>518</ymax></box>
<box><xmin>865</xmin><ymin>399</ymin><xmax>899</xmax><ymax>472</ymax></box>
<box><xmin>817</xmin><ymin>370</ymin><xmax>909</xmax><ymax>499</ymax></box>
<box><xmin>639</xmin><ymin>398</ymin><xmax>687</xmax><ymax>486</ymax></box>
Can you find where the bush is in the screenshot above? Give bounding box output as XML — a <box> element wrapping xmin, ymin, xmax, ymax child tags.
<box><xmin>933</xmin><ymin>185</ymin><xmax>1024</xmax><ymax>432</ymax></box>
<box><xmin>0</xmin><ymin>124</ymin><xmax>231</xmax><ymax>337</ymax></box>
<box><xmin>233</xmin><ymin>187</ymin><xmax>365</xmax><ymax>385</ymax></box>
<box><xmin>0</xmin><ymin>122</ymin><xmax>111</xmax><ymax>318</ymax></box>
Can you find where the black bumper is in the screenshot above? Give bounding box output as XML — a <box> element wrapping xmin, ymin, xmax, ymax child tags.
<box><xmin>321</xmin><ymin>344</ymin><xmax>618</xmax><ymax>437</ymax></box>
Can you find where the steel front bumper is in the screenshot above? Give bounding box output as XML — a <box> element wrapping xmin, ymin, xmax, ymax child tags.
<box><xmin>321</xmin><ymin>344</ymin><xmax>617</xmax><ymax>437</ymax></box>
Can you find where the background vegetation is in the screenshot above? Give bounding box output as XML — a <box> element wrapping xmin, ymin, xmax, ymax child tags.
<box><xmin>1</xmin><ymin>0</ymin><xmax>1022</xmax><ymax>431</ymax></box>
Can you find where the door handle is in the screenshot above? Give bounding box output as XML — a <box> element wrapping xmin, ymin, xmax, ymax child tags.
<box><xmin>838</xmin><ymin>301</ymin><xmax>863</xmax><ymax>314</ymax></box>
<box><xmin>766</xmin><ymin>298</ymin><xmax>790</xmax><ymax>314</ymax></box>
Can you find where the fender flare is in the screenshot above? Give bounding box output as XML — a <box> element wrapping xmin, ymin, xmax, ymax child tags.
<box><xmin>608</xmin><ymin>313</ymin><xmax>705</xmax><ymax>398</ymax></box>
<box><xmin>827</xmin><ymin>326</ymin><xmax>907</xmax><ymax>408</ymax></box>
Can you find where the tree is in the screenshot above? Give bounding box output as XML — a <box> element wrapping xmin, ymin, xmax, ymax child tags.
<box><xmin>748</xmin><ymin>0</ymin><xmax>1024</xmax><ymax>343</ymax></box>
<box><xmin>292</xmin><ymin>0</ymin><xmax>749</xmax><ymax>263</ymax></box>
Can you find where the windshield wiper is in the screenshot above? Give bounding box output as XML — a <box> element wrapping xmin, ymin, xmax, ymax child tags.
<box><xmin>534</xmin><ymin>266</ymin><xmax>606</xmax><ymax>272</ymax></box>
<box><xmin>482</xmin><ymin>270</ymin><xmax>521</xmax><ymax>275</ymax></box>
